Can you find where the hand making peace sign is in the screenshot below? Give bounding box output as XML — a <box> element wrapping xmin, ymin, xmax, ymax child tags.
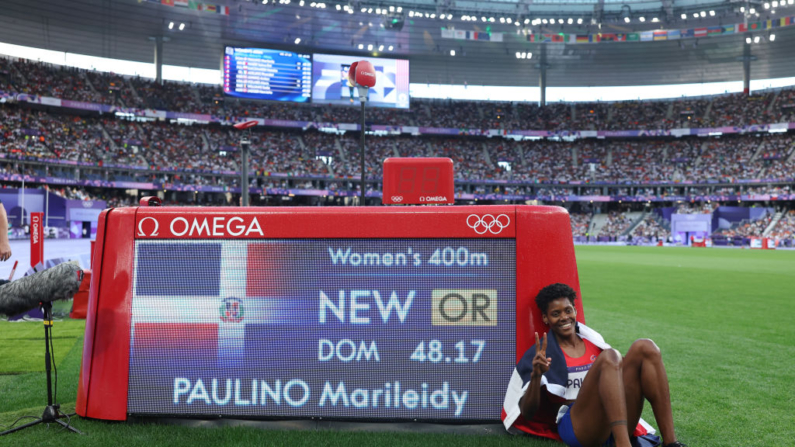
<box><xmin>532</xmin><ymin>332</ymin><xmax>551</xmax><ymax>378</ymax></box>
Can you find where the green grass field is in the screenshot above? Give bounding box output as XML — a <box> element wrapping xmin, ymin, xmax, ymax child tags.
<box><xmin>1</xmin><ymin>246</ymin><xmax>793</xmax><ymax>446</ymax></box>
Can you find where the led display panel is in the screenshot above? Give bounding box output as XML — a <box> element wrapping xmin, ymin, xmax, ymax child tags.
<box><xmin>127</xmin><ymin>238</ymin><xmax>515</xmax><ymax>421</ymax></box>
<box><xmin>223</xmin><ymin>47</ymin><xmax>312</xmax><ymax>102</ymax></box>
<box><xmin>312</xmin><ymin>54</ymin><xmax>409</xmax><ymax>108</ymax></box>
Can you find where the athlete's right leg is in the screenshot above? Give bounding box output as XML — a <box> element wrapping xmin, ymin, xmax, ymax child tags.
<box><xmin>568</xmin><ymin>349</ymin><xmax>633</xmax><ymax>447</ymax></box>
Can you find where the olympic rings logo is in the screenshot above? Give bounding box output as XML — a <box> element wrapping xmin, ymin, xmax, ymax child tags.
<box><xmin>391</xmin><ymin>196</ymin><xmax>403</xmax><ymax>203</ymax></box>
<box><xmin>466</xmin><ymin>214</ymin><xmax>511</xmax><ymax>235</ymax></box>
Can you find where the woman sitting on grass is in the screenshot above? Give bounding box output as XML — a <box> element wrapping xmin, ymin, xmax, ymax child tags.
<box><xmin>502</xmin><ymin>283</ymin><xmax>686</xmax><ymax>447</ymax></box>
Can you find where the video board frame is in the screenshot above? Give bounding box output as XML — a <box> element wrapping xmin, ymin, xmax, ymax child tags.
<box><xmin>77</xmin><ymin>206</ymin><xmax>585</xmax><ymax>423</ymax></box>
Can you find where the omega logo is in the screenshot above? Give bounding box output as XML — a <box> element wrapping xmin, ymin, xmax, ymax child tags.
<box><xmin>137</xmin><ymin>217</ymin><xmax>160</xmax><ymax>237</ymax></box>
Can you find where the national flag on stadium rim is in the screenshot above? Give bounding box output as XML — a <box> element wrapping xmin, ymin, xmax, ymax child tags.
<box><xmin>681</xmin><ymin>28</ymin><xmax>694</xmax><ymax>38</ymax></box>
<box><xmin>667</xmin><ymin>30</ymin><xmax>681</xmax><ymax>40</ymax></box>
<box><xmin>540</xmin><ymin>34</ymin><xmax>553</xmax><ymax>43</ymax></box>
<box><xmin>783</xmin><ymin>17</ymin><xmax>794</xmax><ymax>26</ymax></box>
<box><xmin>576</xmin><ymin>35</ymin><xmax>589</xmax><ymax>43</ymax></box>
<box><xmin>188</xmin><ymin>0</ymin><xmax>200</xmax><ymax>9</ymax></box>
<box><xmin>640</xmin><ymin>31</ymin><xmax>653</xmax><ymax>41</ymax></box>
<box><xmin>627</xmin><ymin>33</ymin><xmax>639</xmax><ymax>41</ymax></box>
<box><xmin>750</xmin><ymin>22</ymin><xmax>760</xmax><ymax>30</ymax></box>
<box><xmin>527</xmin><ymin>34</ymin><xmax>536</xmax><ymax>42</ymax></box>
<box><xmin>203</xmin><ymin>4</ymin><xmax>217</xmax><ymax>12</ymax></box>
<box><xmin>765</xmin><ymin>20</ymin><xmax>773</xmax><ymax>29</ymax></box>
<box><xmin>568</xmin><ymin>35</ymin><xmax>577</xmax><ymax>44</ymax></box>
<box><xmin>694</xmin><ymin>28</ymin><xmax>707</xmax><ymax>37</ymax></box>
<box><xmin>615</xmin><ymin>34</ymin><xmax>626</xmax><ymax>41</ymax></box>
<box><xmin>161</xmin><ymin>0</ymin><xmax>175</xmax><ymax>6</ymax></box>
<box><xmin>550</xmin><ymin>34</ymin><xmax>564</xmax><ymax>42</ymax></box>
<box><xmin>722</xmin><ymin>25</ymin><xmax>735</xmax><ymax>34</ymax></box>
<box><xmin>653</xmin><ymin>30</ymin><xmax>667</xmax><ymax>41</ymax></box>
<box><xmin>174</xmin><ymin>0</ymin><xmax>189</xmax><ymax>6</ymax></box>
<box><xmin>738</xmin><ymin>23</ymin><xmax>748</xmax><ymax>32</ymax></box>
<box><xmin>707</xmin><ymin>26</ymin><xmax>722</xmax><ymax>36</ymax></box>
<box><xmin>770</xmin><ymin>19</ymin><xmax>780</xmax><ymax>28</ymax></box>
<box><xmin>598</xmin><ymin>34</ymin><xmax>615</xmax><ymax>42</ymax></box>
<box><xmin>589</xmin><ymin>34</ymin><xmax>601</xmax><ymax>43</ymax></box>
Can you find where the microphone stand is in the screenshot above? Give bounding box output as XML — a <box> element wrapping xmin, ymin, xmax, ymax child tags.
<box><xmin>241</xmin><ymin>129</ymin><xmax>251</xmax><ymax>207</ymax></box>
<box><xmin>360</xmin><ymin>98</ymin><xmax>366</xmax><ymax>206</ymax></box>
<box><xmin>0</xmin><ymin>302</ymin><xmax>84</xmax><ymax>436</ymax></box>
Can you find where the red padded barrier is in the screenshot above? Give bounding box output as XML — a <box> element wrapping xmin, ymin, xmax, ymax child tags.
<box><xmin>77</xmin><ymin>208</ymin><xmax>136</xmax><ymax>420</ymax></box>
<box><xmin>514</xmin><ymin>207</ymin><xmax>585</xmax><ymax>363</ymax></box>
<box><xmin>69</xmin><ymin>270</ymin><xmax>91</xmax><ymax>320</ymax></box>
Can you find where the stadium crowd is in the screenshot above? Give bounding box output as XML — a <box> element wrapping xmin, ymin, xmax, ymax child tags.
<box><xmin>633</xmin><ymin>216</ymin><xmax>670</xmax><ymax>240</ymax></box>
<box><xmin>598</xmin><ymin>211</ymin><xmax>634</xmax><ymax>237</ymax></box>
<box><xmin>715</xmin><ymin>212</ymin><xmax>774</xmax><ymax>238</ymax></box>
<box><xmin>769</xmin><ymin>209</ymin><xmax>795</xmax><ymax>239</ymax></box>
<box><xmin>570</xmin><ymin>213</ymin><xmax>591</xmax><ymax>237</ymax></box>
<box><xmin>2</xmin><ymin>56</ymin><xmax>795</xmax><ymax>244</ymax></box>
<box><xmin>2</xmin><ymin>105</ymin><xmax>795</xmax><ymax>184</ymax></box>
<box><xmin>4</xmin><ymin>56</ymin><xmax>795</xmax><ymax>131</ymax></box>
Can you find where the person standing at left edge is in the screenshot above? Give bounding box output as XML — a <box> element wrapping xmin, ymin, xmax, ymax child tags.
<box><xmin>502</xmin><ymin>283</ymin><xmax>687</xmax><ymax>447</ymax></box>
<box><xmin>0</xmin><ymin>200</ymin><xmax>11</xmax><ymax>262</ymax></box>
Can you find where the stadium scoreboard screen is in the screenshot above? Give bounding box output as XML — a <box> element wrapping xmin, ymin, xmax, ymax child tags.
<box><xmin>129</xmin><ymin>238</ymin><xmax>514</xmax><ymax>420</ymax></box>
<box><xmin>312</xmin><ymin>53</ymin><xmax>410</xmax><ymax>108</ymax></box>
<box><xmin>77</xmin><ymin>206</ymin><xmax>585</xmax><ymax>423</ymax></box>
<box><xmin>223</xmin><ymin>47</ymin><xmax>311</xmax><ymax>102</ymax></box>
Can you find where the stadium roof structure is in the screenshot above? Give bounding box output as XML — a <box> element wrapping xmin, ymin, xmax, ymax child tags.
<box><xmin>1</xmin><ymin>0</ymin><xmax>794</xmax><ymax>89</ymax></box>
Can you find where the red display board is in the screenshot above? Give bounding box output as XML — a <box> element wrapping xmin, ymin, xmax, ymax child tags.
<box><xmin>77</xmin><ymin>205</ymin><xmax>584</xmax><ymax>422</ymax></box>
<box><xmin>382</xmin><ymin>158</ymin><xmax>455</xmax><ymax>205</ymax></box>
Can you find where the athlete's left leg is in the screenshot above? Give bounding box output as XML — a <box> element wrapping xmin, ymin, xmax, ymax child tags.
<box><xmin>621</xmin><ymin>339</ymin><xmax>678</xmax><ymax>446</ymax></box>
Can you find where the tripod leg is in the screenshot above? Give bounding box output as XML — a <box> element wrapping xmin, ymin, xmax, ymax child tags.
<box><xmin>0</xmin><ymin>419</ymin><xmax>43</xmax><ymax>436</ymax></box>
<box><xmin>53</xmin><ymin>418</ymin><xmax>85</xmax><ymax>435</ymax></box>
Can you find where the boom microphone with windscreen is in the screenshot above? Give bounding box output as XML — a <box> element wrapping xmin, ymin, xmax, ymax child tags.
<box><xmin>0</xmin><ymin>263</ymin><xmax>83</xmax><ymax>317</ymax></box>
<box><xmin>347</xmin><ymin>60</ymin><xmax>376</xmax><ymax>103</ymax></box>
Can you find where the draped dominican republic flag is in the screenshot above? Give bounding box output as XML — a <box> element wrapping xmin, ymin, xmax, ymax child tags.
<box><xmin>501</xmin><ymin>323</ymin><xmax>658</xmax><ymax>442</ymax></box>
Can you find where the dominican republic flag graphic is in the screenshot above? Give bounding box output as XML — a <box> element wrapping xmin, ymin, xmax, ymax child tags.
<box><xmin>128</xmin><ymin>239</ymin><xmax>517</xmax><ymax>421</ymax></box>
